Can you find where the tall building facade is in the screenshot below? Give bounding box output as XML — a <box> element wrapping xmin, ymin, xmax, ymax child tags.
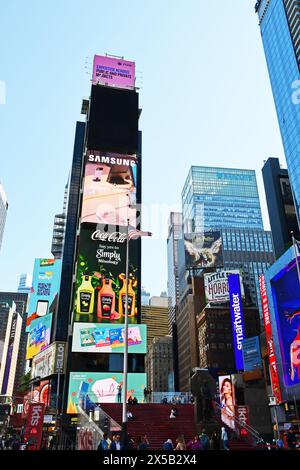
<box><xmin>17</xmin><ymin>274</ymin><xmax>32</xmax><ymax>294</ymax></box>
<box><xmin>262</xmin><ymin>157</ymin><xmax>299</xmax><ymax>258</ymax></box>
<box><xmin>0</xmin><ymin>292</ymin><xmax>28</xmax><ymax>393</ymax></box>
<box><xmin>167</xmin><ymin>212</ymin><xmax>182</xmax><ymax>334</ymax></box>
<box><xmin>0</xmin><ymin>182</ymin><xmax>8</xmax><ymax>253</ymax></box>
<box><xmin>182</xmin><ymin>166</ymin><xmax>263</xmax><ymax>232</ymax></box>
<box><xmin>256</xmin><ymin>0</ymin><xmax>300</xmax><ymax>226</ymax></box>
<box><xmin>141</xmin><ymin>304</ymin><xmax>169</xmax><ymax>347</ymax></box>
<box><xmin>51</xmin><ymin>183</ymin><xmax>69</xmax><ymax>259</ymax></box>
<box><xmin>145</xmin><ymin>336</ymin><xmax>173</xmax><ymax>392</ymax></box>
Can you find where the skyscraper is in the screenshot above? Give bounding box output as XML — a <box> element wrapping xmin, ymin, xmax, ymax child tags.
<box><xmin>51</xmin><ymin>182</ymin><xmax>69</xmax><ymax>259</ymax></box>
<box><xmin>17</xmin><ymin>273</ymin><xmax>32</xmax><ymax>294</ymax></box>
<box><xmin>0</xmin><ymin>182</ymin><xmax>8</xmax><ymax>253</ymax></box>
<box><xmin>182</xmin><ymin>166</ymin><xmax>263</xmax><ymax>232</ymax></box>
<box><xmin>262</xmin><ymin>157</ymin><xmax>299</xmax><ymax>257</ymax></box>
<box><xmin>256</xmin><ymin>0</ymin><xmax>300</xmax><ymax>226</ymax></box>
<box><xmin>167</xmin><ymin>212</ymin><xmax>182</xmax><ymax>334</ymax></box>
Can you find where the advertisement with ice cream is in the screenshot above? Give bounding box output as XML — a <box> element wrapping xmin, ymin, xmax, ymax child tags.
<box><xmin>67</xmin><ymin>372</ymin><xmax>146</xmax><ymax>413</ymax></box>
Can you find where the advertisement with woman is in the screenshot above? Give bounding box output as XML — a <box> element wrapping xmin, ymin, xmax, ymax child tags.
<box><xmin>218</xmin><ymin>375</ymin><xmax>236</xmax><ymax>430</ymax></box>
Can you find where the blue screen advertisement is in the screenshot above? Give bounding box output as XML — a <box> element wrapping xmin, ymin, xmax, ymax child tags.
<box><xmin>228</xmin><ymin>273</ymin><xmax>246</xmax><ymax>371</ymax></box>
<box><xmin>272</xmin><ymin>263</ymin><xmax>300</xmax><ymax>387</ymax></box>
<box><xmin>242</xmin><ymin>336</ymin><xmax>262</xmax><ymax>371</ymax></box>
<box><xmin>26</xmin><ymin>258</ymin><xmax>62</xmax><ymax>332</ymax></box>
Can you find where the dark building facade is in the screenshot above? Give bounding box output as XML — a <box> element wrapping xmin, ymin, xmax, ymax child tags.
<box><xmin>0</xmin><ymin>292</ymin><xmax>28</xmax><ymax>393</ymax></box>
<box><xmin>262</xmin><ymin>157</ymin><xmax>299</xmax><ymax>258</ymax></box>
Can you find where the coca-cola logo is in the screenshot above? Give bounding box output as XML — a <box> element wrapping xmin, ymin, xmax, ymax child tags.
<box><xmin>91</xmin><ymin>231</ymin><xmax>126</xmax><ymax>243</ymax></box>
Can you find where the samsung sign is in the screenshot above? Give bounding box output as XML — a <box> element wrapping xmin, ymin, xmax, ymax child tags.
<box><xmin>228</xmin><ymin>274</ymin><xmax>245</xmax><ymax>370</ymax></box>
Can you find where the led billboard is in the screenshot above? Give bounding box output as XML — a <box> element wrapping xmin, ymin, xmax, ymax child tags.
<box><xmin>184</xmin><ymin>231</ymin><xmax>223</xmax><ymax>268</ymax></box>
<box><xmin>241</xmin><ymin>336</ymin><xmax>262</xmax><ymax>372</ymax></box>
<box><xmin>271</xmin><ymin>263</ymin><xmax>300</xmax><ymax>387</ymax></box>
<box><xmin>82</xmin><ymin>151</ymin><xmax>137</xmax><ymax>227</ymax></box>
<box><xmin>26</xmin><ymin>258</ymin><xmax>62</xmax><ymax>331</ymax></box>
<box><xmin>228</xmin><ymin>273</ymin><xmax>245</xmax><ymax>371</ymax></box>
<box><xmin>87</xmin><ymin>85</ymin><xmax>138</xmax><ymax>154</ymax></box>
<box><xmin>67</xmin><ymin>372</ymin><xmax>147</xmax><ymax>413</ymax></box>
<box><xmin>92</xmin><ymin>55</ymin><xmax>135</xmax><ymax>90</ymax></box>
<box><xmin>204</xmin><ymin>269</ymin><xmax>244</xmax><ymax>304</ymax></box>
<box><xmin>31</xmin><ymin>342</ymin><xmax>67</xmax><ymax>380</ymax></box>
<box><xmin>73</xmin><ymin>223</ymin><xmax>139</xmax><ymax>324</ymax></box>
<box><xmin>26</xmin><ymin>313</ymin><xmax>53</xmax><ymax>360</ymax></box>
<box><xmin>72</xmin><ymin>323</ymin><xmax>146</xmax><ymax>353</ymax></box>
<box><xmin>218</xmin><ymin>375</ymin><xmax>236</xmax><ymax>430</ymax></box>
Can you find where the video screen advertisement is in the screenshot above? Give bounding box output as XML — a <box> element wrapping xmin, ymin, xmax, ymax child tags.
<box><xmin>26</xmin><ymin>313</ymin><xmax>53</xmax><ymax>360</ymax></box>
<box><xmin>241</xmin><ymin>336</ymin><xmax>262</xmax><ymax>372</ymax></box>
<box><xmin>82</xmin><ymin>151</ymin><xmax>137</xmax><ymax>227</ymax></box>
<box><xmin>271</xmin><ymin>263</ymin><xmax>300</xmax><ymax>387</ymax></box>
<box><xmin>228</xmin><ymin>273</ymin><xmax>246</xmax><ymax>371</ymax></box>
<box><xmin>72</xmin><ymin>323</ymin><xmax>147</xmax><ymax>354</ymax></box>
<box><xmin>92</xmin><ymin>55</ymin><xmax>135</xmax><ymax>90</ymax></box>
<box><xmin>218</xmin><ymin>375</ymin><xmax>236</xmax><ymax>430</ymax></box>
<box><xmin>26</xmin><ymin>258</ymin><xmax>62</xmax><ymax>331</ymax></box>
<box><xmin>184</xmin><ymin>231</ymin><xmax>223</xmax><ymax>269</ymax></box>
<box><xmin>73</xmin><ymin>223</ymin><xmax>139</xmax><ymax>325</ymax></box>
<box><xmin>67</xmin><ymin>372</ymin><xmax>147</xmax><ymax>413</ymax></box>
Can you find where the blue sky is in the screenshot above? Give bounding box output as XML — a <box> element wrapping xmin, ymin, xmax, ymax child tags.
<box><xmin>0</xmin><ymin>0</ymin><xmax>284</xmax><ymax>296</ymax></box>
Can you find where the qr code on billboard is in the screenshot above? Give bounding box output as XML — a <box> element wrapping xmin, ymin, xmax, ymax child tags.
<box><xmin>37</xmin><ymin>283</ymin><xmax>51</xmax><ymax>296</ymax></box>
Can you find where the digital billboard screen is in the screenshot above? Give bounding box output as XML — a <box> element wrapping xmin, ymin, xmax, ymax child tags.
<box><xmin>218</xmin><ymin>375</ymin><xmax>236</xmax><ymax>430</ymax></box>
<box><xmin>92</xmin><ymin>55</ymin><xmax>135</xmax><ymax>90</ymax></box>
<box><xmin>73</xmin><ymin>223</ymin><xmax>139</xmax><ymax>324</ymax></box>
<box><xmin>241</xmin><ymin>336</ymin><xmax>262</xmax><ymax>372</ymax></box>
<box><xmin>82</xmin><ymin>151</ymin><xmax>137</xmax><ymax>227</ymax></box>
<box><xmin>271</xmin><ymin>263</ymin><xmax>300</xmax><ymax>387</ymax></box>
<box><xmin>72</xmin><ymin>323</ymin><xmax>146</xmax><ymax>354</ymax></box>
<box><xmin>87</xmin><ymin>85</ymin><xmax>138</xmax><ymax>154</ymax></box>
<box><xmin>26</xmin><ymin>258</ymin><xmax>62</xmax><ymax>331</ymax></box>
<box><xmin>228</xmin><ymin>273</ymin><xmax>245</xmax><ymax>371</ymax></box>
<box><xmin>184</xmin><ymin>231</ymin><xmax>223</xmax><ymax>269</ymax></box>
<box><xmin>26</xmin><ymin>313</ymin><xmax>53</xmax><ymax>360</ymax></box>
<box><xmin>67</xmin><ymin>372</ymin><xmax>147</xmax><ymax>413</ymax></box>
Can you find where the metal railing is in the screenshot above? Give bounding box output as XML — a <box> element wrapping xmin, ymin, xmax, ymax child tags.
<box><xmin>212</xmin><ymin>400</ymin><xmax>266</xmax><ymax>448</ymax></box>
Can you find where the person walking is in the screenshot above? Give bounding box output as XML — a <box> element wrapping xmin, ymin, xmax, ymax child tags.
<box><xmin>199</xmin><ymin>429</ymin><xmax>210</xmax><ymax>450</ymax></box>
<box><xmin>163</xmin><ymin>439</ymin><xmax>174</xmax><ymax>451</ymax></box>
<box><xmin>175</xmin><ymin>435</ymin><xmax>186</xmax><ymax>450</ymax></box>
<box><xmin>221</xmin><ymin>427</ymin><xmax>230</xmax><ymax>450</ymax></box>
<box><xmin>210</xmin><ymin>430</ymin><xmax>221</xmax><ymax>450</ymax></box>
<box><xmin>97</xmin><ymin>433</ymin><xmax>110</xmax><ymax>450</ymax></box>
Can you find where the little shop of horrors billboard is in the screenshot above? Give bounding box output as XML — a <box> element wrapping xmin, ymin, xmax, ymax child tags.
<box><xmin>73</xmin><ymin>223</ymin><xmax>139</xmax><ymax>325</ymax></box>
<box><xmin>204</xmin><ymin>269</ymin><xmax>244</xmax><ymax>304</ymax></box>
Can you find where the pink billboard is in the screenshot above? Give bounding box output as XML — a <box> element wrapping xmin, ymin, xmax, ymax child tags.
<box><xmin>92</xmin><ymin>55</ymin><xmax>135</xmax><ymax>90</ymax></box>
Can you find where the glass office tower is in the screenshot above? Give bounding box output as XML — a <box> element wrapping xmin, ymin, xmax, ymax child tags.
<box><xmin>256</xmin><ymin>0</ymin><xmax>300</xmax><ymax>226</ymax></box>
<box><xmin>182</xmin><ymin>166</ymin><xmax>263</xmax><ymax>232</ymax></box>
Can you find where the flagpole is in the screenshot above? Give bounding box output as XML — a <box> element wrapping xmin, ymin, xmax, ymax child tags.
<box><xmin>122</xmin><ymin>218</ymin><xmax>130</xmax><ymax>438</ymax></box>
<box><xmin>291</xmin><ymin>231</ymin><xmax>300</xmax><ymax>284</ymax></box>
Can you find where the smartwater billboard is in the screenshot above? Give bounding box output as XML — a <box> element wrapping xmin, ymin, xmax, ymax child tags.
<box><xmin>271</xmin><ymin>263</ymin><xmax>300</xmax><ymax>387</ymax></box>
<box><xmin>184</xmin><ymin>231</ymin><xmax>223</xmax><ymax>268</ymax></box>
<box><xmin>72</xmin><ymin>323</ymin><xmax>146</xmax><ymax>354</ymax></box>
<box><xmin>82</xmin><ymin>151</ymin><xmax>137</xmax><ymax>227</ymax></box>
<box><xmin>26</xmin><ymin>258</ymin><xmax>62</xmax><ymax>331</ymax></box>
<box><xmin>228</xmin><ymin>274</ymin><xmax>245</xmax><ymax>371</ymax></box>
<box><xmin>73</xmin><ymin>224</ymin><xmax>139</xmax><ymax>324</ymax></box>
<box><xmin>67</xmin><ymin>372</ymin><xmax>147</xmax><ymax>413</ymax></box>
<box><xmin>92</xmin><ymin>55</ymin><xmax>135</xmax><ymax>90</ymax></box>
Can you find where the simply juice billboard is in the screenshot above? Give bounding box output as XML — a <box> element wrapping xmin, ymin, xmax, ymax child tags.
<box><xmin>73</xmin><ymin>223</ymin><xmax>139</xmax><ymax>324</ymax></box>
<box><xmin>81</xmin><ymin>151</ymin><xmax>137</xmax><ymax>227</ymax></box>
<box><xmin>72</xmin><ymin>323</ymin><xmax>147</xmax><ymax>353</ymax></box>
<box><xmin>67</xmin><ymin>372</ymin><xmax>146</xmax><ymax>413</ymax></box>
<box><xmin>26</xmin><ymin>258</ymin><xmax>62</xmax><ymax>331</ymax></box>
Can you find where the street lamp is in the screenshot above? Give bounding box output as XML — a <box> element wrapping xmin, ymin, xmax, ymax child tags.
<box><xmin>121</xmin><ymin>218</ymin><xmax>130</xmax><ymax>437</ymax></box>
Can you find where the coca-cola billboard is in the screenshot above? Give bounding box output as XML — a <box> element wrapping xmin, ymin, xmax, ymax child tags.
<box><xmin>24</xmin><ymin>403</ymin><xmax>45</xmax><ymax>450</ymax></box>
<box><xmin>73</xmin><ymin>223</ymin><xmax>140</xmax><ymax>325</ymax></box>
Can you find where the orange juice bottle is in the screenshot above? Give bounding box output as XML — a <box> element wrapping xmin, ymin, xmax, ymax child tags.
<box><xmin>97</xmin><ymin>277</ymin><xmax>116</xmax><ymax>319</ymax></box>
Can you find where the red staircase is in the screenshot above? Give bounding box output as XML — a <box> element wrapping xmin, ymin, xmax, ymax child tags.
<box><xmin>101</xmin><ymin>403</ymin><xmax>197</xmax><ymax>450</ymax></box>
